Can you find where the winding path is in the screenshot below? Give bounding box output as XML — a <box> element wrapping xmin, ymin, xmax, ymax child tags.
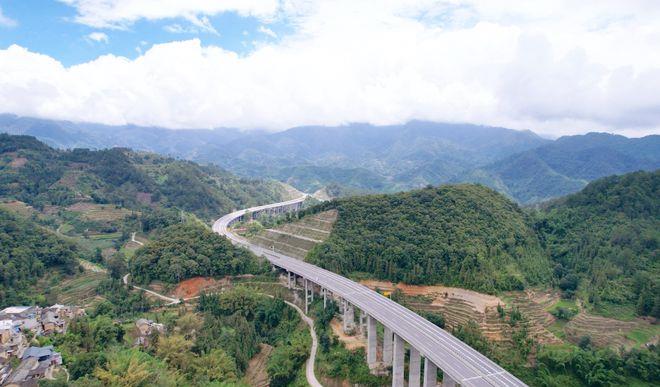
<box><xmin>282</xmin><ymin>299</ymin><xmax>322</xmax><ymax>387</ymax></box>
<box><xmin>121</xmin><ymin>272</ymin><xmax>322</xmax><ymax>386</ymax></box>
<box><xmin>131</xmin><ymin>232</ymin><xmax>144</xmax><ymax>246</ymax></box>
<box><xmin>122</xmin><ymin>274</ymin><xmax>180</xmax><ymax>304</ymax></box>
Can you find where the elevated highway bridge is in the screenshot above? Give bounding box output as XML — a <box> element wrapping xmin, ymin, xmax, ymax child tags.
<box><xmin>213</xmin><ymin>197</ymin><xmax>527</xmax><ymax>387</ymax></box>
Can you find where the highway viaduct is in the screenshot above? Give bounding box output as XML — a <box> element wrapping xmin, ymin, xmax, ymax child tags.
<box><xmin>213</xmin><ymin>197</ymin><xmax>527</xmax><ymax>387</ymax></box>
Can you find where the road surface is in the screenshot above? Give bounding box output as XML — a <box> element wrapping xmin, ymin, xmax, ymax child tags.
<box><xmin>122</xmin><ymin>274</ymin><xmax>180</xmax><ymax>305</ymax></box>
<box><xmin>131</xmin><ymin>232</ymin><xmax>144</xmax><ymax>246</ymax></box>
<box><xmin>213</xmin><ymin>197</ymin><xmax>527</xmax><ymax>387</ymax></box>
<box><xmin>274</xmin><ymin>296</ymin><xmax>322</xmax><ymax>387</ymax></box>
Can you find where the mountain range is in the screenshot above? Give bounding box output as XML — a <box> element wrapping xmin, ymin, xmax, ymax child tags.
<box><xmin>1</xmin><ymin>114</ymin><xmax>658</xmax><ymax>203</ymax></box>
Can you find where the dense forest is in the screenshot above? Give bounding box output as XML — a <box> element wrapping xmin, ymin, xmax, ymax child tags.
<box><xmin>130</xmin><ymin>223</ymin><xmax>267</xmax><ymax>284</ymax></box>
<box><xmin>0</xmin><ymin>133</ymin><xmax>287</xmax><ymax>221</ymax></box>
<box><xmin>0</xmin><ymin>208</ymin><xmax>78</xmax><ymax>307</ymax></box>
<box><xmin>537</xmin><ymin>170</ymin><xmax>659</xmax><ymax>317</ymax></box>
<box><xmin>305</xmin><ymin>171</ymin><xmax>659</xmax><ymax>318</ymax></box>
<box><xmin>306</xmin><ymin>184</ymin><xmax>551</xmax><ymax>292</ymax></box>
<box><xmin>40</xmin><ymin>287</ymin><xmax>308</xmax><ymax>386</ymax></box>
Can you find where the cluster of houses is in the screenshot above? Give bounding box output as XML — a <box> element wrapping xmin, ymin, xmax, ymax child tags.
<box><xmin>0</xmin><ymin>305</ymin><xmax>84</xmax><ymax>386</ymax></box>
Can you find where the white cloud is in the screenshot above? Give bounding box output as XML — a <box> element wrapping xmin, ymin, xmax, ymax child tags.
<box><xmin>0</xmin><ymin>7</ymin><xmax>17</xmax><ymax>27</ymax></box>
<box><xmin>86</xmin><ymin>32</ymin><xmax>109</xmax><ymax>43</ymax></box>
<box><xmin>258</xmin><ymin>26</ymin><xmax>277</xmax><ymax>38</ymax></box>
<box><xmin>164</xmin><ymin>24</ymin><xmax>195</xmax><ymax>34</ymax></box>
<box><xmin>2</xmin><ymin>0</ymin><xmax>660</xmax><ymax>137</ymax></box>
<box><xmin>164</xmin><ymin>16</ymin><xmax>218</xmax><ymax>35</ymax></box>
<box><xmin>58</xmin><ymin>0</ymin><xmax>280</xmax><ymax>29</ymax></box>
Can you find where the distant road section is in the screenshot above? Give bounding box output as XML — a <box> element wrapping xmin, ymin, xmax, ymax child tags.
<box><xmin>214</xmin><ymin>197</ymin><xmax>527</xmax><ymax>387</ymax></box>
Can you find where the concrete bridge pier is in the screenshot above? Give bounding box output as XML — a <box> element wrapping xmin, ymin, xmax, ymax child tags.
<box><xmin>287</xmin><ymin>271</ymin><xmax>294</xmax><ymax>289</ymax></box>
<box><xmin>409</xmin><ymin>348</ymin><xmax>421</xmax><ymax>387</ymax></box>
<box><xmin>359</xmin><ymin>310</ymin><xmax>368</xmax><ymax>338</ymax></box>
<box><xmin>322</xmin><ymin>288</ymin><xmax>327</xmax><ymax>308</ymax></box>
<box><xmin>423</xmin><ymin>358</ymin><xmax>437</xmax><ymax>387</ymax></box>
<box><xmin>366</xmin><ymin>315</ymin><xmax>377</xmax><ymax>367</ymax></box>
<box><xmin>304</xmin><ymin>279</ymin><xmax>314</xmax><ymax>313</ymax></box>
<box><xmin>383</xmin><ymin>327</ymin><xmax>393</xmax><ymax>366</ymax></box>
<box><xmin>342</xmin><ymin>301</ymin><xmax>355</xmax><ymax>333</ymax></box>
<box><xmin>392</xmin><ymin>334</ymin><xmax>405</xmax><ymax>387</ymax></box>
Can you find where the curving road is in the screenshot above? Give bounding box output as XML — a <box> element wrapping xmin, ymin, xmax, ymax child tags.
<box><xmin>281</xmin><ymin>298</ymin><xmax>322</xmax><ymax>387</ymax></box>
<box><xmin>214</xmin><ymin>197</ymin><xmax>527</xmax><ymax>387</ymax></box>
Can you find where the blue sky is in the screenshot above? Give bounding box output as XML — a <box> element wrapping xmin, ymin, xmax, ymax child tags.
<box><xmin>0</xmin><ymin>0</ymin><xmax>289</xmax><ymax>66</ymax></box>
<box><xmin>0</xmin><ymin>1</ymin><xmax>658</xmax><ymax>137</ymax></box>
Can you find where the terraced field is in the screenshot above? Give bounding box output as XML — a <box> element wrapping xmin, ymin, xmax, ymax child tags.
<box><xmin>504</xmin><ymin>291</ymin><xmax>563</xmax><ymax>345</ymax></box>
<box><xmin>246</xmin><ymin>208</ymin><xmax>656</xmax><ymax>353</ymax></box>
<box><xmin>49</xmin><ymin>271</ymin><xmax>107</xmax><ymax>308</ymax></box>
<box><xmin>564</xmin><ymin>313</ymin><xmax>655</xmax><ymax>348</ymax></box>
<box><xmin>248</xmin><ymin>210</ymin><xmax>337</xmax><ymax>259</ymax></box>
<box><xmin>359</xmin><ymin>281</ymin><xmax>566</xmax><ymax>347</ymax></box>
<box><xmin>66</xmin><ymin>202</ymin><xmax>134</xmax><ymax>221</ymax></box>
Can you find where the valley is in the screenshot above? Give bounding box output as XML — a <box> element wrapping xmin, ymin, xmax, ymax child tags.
<box><xmin>3</xmin><ymin>115</ymin><xmax>658</xmax><ymax>204</ymax></box>
<box><xmin>2</xmin><ymin>4</ymin><xmax>658</xmax><ymax>386</ymax></box>
<box><xmin>0</xmin><ymin>133</ymin><xmax>657</xmax><ymax>387</ymax></box>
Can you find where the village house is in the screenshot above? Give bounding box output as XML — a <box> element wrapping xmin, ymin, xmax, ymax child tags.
<box><xmin>0</xmin><ymin>320</ymin><xmax>18</xmax><ymax>345</ymax></box>
<box><xmin>0</xmin><ymin>357</ymin><xmax>11</xmax><ymax>385</ymax></box>
<box><xmin>134</xmin><ymin>318</ymin><xmax>165</xmax><ymax>347</ymax></box>
<box><xmin>0</xmin><ymin>305</ymin><xmax>82</xmax><ymax>385</ymax></box>
<box><xmin>4</xmin><ymin>346</ymin><xmax>62</xmax><ymax>386</ymax></box>
<box><xmin>0</xmin><ymin>320</ymin><xmax>26</xmax><ymax>361</ymax></box>
<box><xmin>0</xmin><ymin>307</ymin><xmax>40</xmax><ymax>335</ymax></box>
<box><xmin>40</xmin><ymin>305</ymin><xmax>85</xmax><ymax>335</ymax></box>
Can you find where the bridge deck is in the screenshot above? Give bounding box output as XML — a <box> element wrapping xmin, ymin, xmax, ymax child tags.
<box><xmin>213</xmin><ymin>197</ymin><xmax>527</xmax><ymax>387</ymax></box>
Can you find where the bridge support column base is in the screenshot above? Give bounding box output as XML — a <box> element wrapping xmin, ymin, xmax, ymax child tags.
<box><xmin>342</xmin><ymin>301</ymin><xmax>355</xmax><ymax>334</ymax></box>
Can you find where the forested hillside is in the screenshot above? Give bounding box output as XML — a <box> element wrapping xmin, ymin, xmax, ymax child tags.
<box><xmin>1</xmin><ymin>116</ymin><xmax>549</xmax><ymax>194</ymax></box>
<box><xmin>0</xmin><ymin>208</ymin><xmax>78</xmax><ymax>306</ymax></box>
<box><xmin>0</xmin><ymin>133</ymin><xmax>287</xmax><ymax>220</ymax></box>
<box><xmin>303</xmin><ymin>170</ymin><xmax>659</xmax><ymax>319</ymax></box>
<box><xmin>4</xmin><ymin>115</ymin><xmax>659</xmax><ymax>204</ymax></box>
<box><xmin>306</xmin><ymin>185</ymin><xmax>551</xmax><ymax>292</ymax></box>
<box><xmin>130</xmin><ymin>223</ymin><xmax>266</xmax><ymax>284</ymax></box>
<box><xmin>537</xmin><ymin>170</ymin><xmax>659</xmax><ymax>317</ymax></box>
<box><xmin>464</xmin><ymin>133</ymin><xmax>660</xmax><ymax>203</ymax></box>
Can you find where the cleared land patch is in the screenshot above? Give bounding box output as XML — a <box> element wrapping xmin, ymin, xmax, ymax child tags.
<box><xmin>172</xmin><ymin>277</ymin><xmax>229</xmax><ymax>299</ymax></box>
<box><xmin>0</xmin><ymin>200</ymin><xmax>37</xmax><ymax>217</ymax></box>
<box><xmin>564</xmin><ymin>312</ymin><xmax>658</xmax><ymax>349</ymax></box>
<box><xmin>66</xmin><ymin>202</ymin><xmax>133</xmax><ymax>221</ymax></box>
<box><xmin>244</xmin><ymin>344</ymin><xmax>273</xmax><ymax>387</ymax></box>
